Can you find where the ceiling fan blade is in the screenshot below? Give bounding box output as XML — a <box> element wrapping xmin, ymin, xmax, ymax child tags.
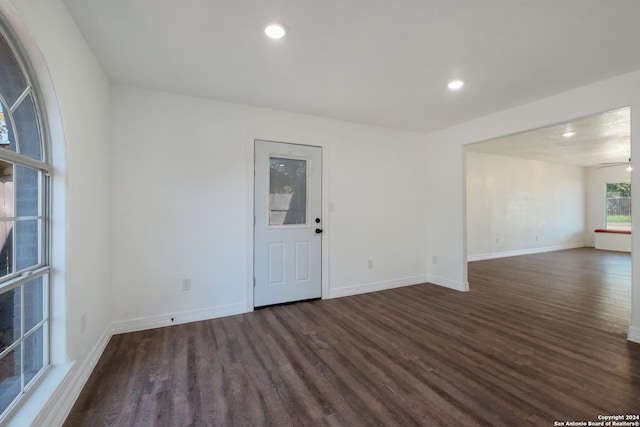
<box><xmin>597</xmin><ymin>158</ymin><xmax>631</xmax><ymax>167</ymax></box>
<box><xmin>597</xmin><ymin>163</ymin><xmax>628</xmax><ymax>169</ymax></box>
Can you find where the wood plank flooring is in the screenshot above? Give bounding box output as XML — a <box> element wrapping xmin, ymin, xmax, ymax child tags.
<box><xmin>64</xmin><ymin>248</ymin><xmax>640</xmax><ymax>426</ymax></box>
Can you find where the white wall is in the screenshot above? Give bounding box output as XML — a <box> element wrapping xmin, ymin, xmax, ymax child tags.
<box><xmin>466</xmin><ymin>152</ymin><xmax>586</xmax><ymax>260</ymax></box>
<box><xmin>3</xmin><ymin>1</ymin><xmax>640</xmax><ymax>423</ymax></box>
<box><xmin>8</xmin><ymin>0</ymin><xmax>111</xmax><ymax>364</ymax></box>
<box><xmin>585</xmin><ymin>164</ymin><xmax>631</xmax><ymax>246</ymax></box>
<box><xmin>3</xmin><ymin>0</ymin><xmax>111</xmax><ymax>425</ymax></box>
<box><xmin>110</xmin><ymin>85</ymin><xmax>428</xmax><ymax>329</ymax></box>
<box><xmin>423</xmin><ymin>70</ymin><xmax>640</xmax><ymax>342</ymax></box>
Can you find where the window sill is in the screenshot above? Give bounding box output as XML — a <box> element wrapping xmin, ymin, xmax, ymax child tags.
<box><xmin>3</xmin><ymin>361</ymin><xmax>74</xmax><ymax>427</ymax></box>
<box><xmin>594</xmin><ymin>229</ymin><xmax>631</xmax><ymax>235</ymax></box>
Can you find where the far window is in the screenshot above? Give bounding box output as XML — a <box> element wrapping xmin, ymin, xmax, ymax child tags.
<box><xmin>606</xmin><ymin>183</ymin><xmax>631</xmax><ymax>231</ymax></box>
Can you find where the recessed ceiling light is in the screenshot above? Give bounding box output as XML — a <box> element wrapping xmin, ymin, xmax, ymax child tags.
<box><xmin>265</xmin><ymin>24</ymin><xmax>286</xmax><ymax>39</ymax></box>
<box><xmin>563</xmin><ymin>131</ymin><xmax>576</xmax><ymax>138</ymax></box>
<box><xmin>447</xmin><ymin>80</ymin><xmax>464</xmax><ymax>90</ymax></box>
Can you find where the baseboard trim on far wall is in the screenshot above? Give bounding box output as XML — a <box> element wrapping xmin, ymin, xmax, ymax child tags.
<box><xmin>110</xmin><ymin>303</ymin><xmax>247</xmax><ymax>335</ymax></box>
<box><xmin>328</xmin><ymin>275</ymin><xmax>429</xmax><ymax>299</ymax></box>
<box><xmin>467</xmin><ymin>243</ymin><xmax>586</xmax><ymax>262</ymax></box>
<box><xmin>426</xmin><ymin>275</ymin><xmax>469</xmax><ymax>292</ymax></box>
<box><xmin>628</xmin><ymin>325</ymin><xmax>640</xmax><ymax>344</ymax></box>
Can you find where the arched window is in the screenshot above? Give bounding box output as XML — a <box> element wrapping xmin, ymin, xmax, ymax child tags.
<box><xmin>0</xmin><ymin>23</ymin><xmax>50</xmax><ymax>419</ymax></box>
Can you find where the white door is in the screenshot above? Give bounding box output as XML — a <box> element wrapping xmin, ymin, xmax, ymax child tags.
<box><xmin>254</xmin><ymin>140</ymin><xmax>322</xmax><ymax>307</ymax></box>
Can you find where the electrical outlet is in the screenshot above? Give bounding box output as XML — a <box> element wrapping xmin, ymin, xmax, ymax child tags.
<box><xmin>367</xmin><ymin>260</ymin><xmax>373</xmax><ymax>269</ymax></box>
<box><xmin>181</xmin><ymin>278</ymin><xmax>191</xmax><ymax>291</ymax></box>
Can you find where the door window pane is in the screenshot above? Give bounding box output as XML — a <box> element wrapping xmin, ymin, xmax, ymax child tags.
<box><xmin>269</xmin><ymin>157</ymin><xmax>307</xmax><ymax>225</ymax></box>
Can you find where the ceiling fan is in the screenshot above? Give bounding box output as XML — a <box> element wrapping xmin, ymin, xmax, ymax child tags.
<box><xmin>597</xmin><ymin>157</ymin><xmax>631</xmax><ymax>170</ymax></box>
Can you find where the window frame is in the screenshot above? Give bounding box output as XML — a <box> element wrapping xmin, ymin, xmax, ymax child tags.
<box><xmin>0</xmin><ymin>21</ymin><xmax>51</xmax><ymax>421</ymax></box>
<box><xmin>605</xmin><ymin>182</ymin><xmax>632</xmax><ymax>232</ymax></box>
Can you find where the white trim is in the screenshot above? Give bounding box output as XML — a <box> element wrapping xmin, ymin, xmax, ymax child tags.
<box><xmin>628</xmin><ymin>325</ymin><xmax>640</xmax><ymax>344</ymax></box>
<box><xmin>246</xmin><ymin>131</ymin><xmax>331</xmax><ymax>310</ymax></box>
<box><xmin>110</xmin><ymin>303</ymin><xmax>247</xmax><ymax>335</ymax></box>
<box><xmin>22</xmin><ymin>302</ymin><xmax>247</xmax><ymax>425</ymax></box>
<box><xmin>320</xmin><ymin>143</ymin><xmax>330</xmax><ymax>301</ymax></box>
<box><xmin>594</xmin><ymin>231</ymin><xmax>631</xmax><ymax>252</ymax></box>
<box><xmin>426</xmin><ymin>274</ymin><xmax>470</xmax><ymax>292</ymax></box>
<box><xmin>328</xmin><ymin>275</ymin><xmax>429</xmax><ymax>299</ymax></box>
<box><xmin>26</xmin><ymin>326</ymin><xmax>111</xmax><ymax>427</ymax></box>
<box><xmin>467</xmin><ymin>243</ymin><xmax>586</xmax><ymax>262</ymax></box>
<box><xmin>5</xmin><ymin>363</ymin><xmax>71</xmax><ymax>427</ymax></box>
<box><xmin>245</xmin><ymin>134</ymin><xmax>256</xmax><ymax>312</ymax></box>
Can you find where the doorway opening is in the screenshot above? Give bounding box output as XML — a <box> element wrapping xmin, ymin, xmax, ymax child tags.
<box><xmin>465</xmin><ymin>106</ymin><xmax>631</xmax><ymax>263</ymax></box>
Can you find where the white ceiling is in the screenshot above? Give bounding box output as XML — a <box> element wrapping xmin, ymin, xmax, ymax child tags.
<box><xmin>62</xmin><ymin>1</ymin><xmax>640</xmax><ymax>134</ymax></box>
<box><xmin>466</xmin><ymin>107</ymin><xmax>631</xmax><ymax>167</ymax></box>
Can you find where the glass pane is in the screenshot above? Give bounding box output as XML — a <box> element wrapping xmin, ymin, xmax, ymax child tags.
<box><xmin>13</xmin><ymin>94</ymin><xmax>42</xmax><ymax>161</ymax></box>
<box><xmin>269</xmin><ymin>157</ymin><xmax>307</xmax><ymax>225</ymax></box>
<box><xmin>0</xmin><ymin>346</ymin><xmax>21</xmax><ymax>414</ymax></box>
<box><xmin>606</xmin><ymin>183</ymin><xmax>631</xmax><ymax>231</ymax></box>
<box><xmin>0</xmin><ymin>101</ymin><xmax>13</xmax><ymax>151</ymax></box>
<box><xmin>15</xmin><ymin>219</ymin><xmax>39</xmax><ymax>272</ymax></box>
<box><xmin>0</xmin><ymin>35</ymin><xmax>28</xmax><ymax>108</ymax></box>
<box><xmin>23</xmin><ymin>326</ymin><xmax>43</xmax><ymax>386</ymax></box>
<box><xmin>23</xmin><ymin>277</ymin><xmax>43</xmax><ymax>332</ymax></box>
<box><xmin>15</xmin><ymin>165</ymin><xmax>39</xmax><ymax>217</ymax></box>
<box><xmin>0</xmin><ymin>161</ymin><xmax>14</xmax><ymax>218</ymax></box>
<box><xmin>0</xmin><ymin>221</ymin><xmax>13</xmax><ymax>278</ymax></box>
<box><xmin>0</xmin><ymin>288</ymin><xmax>19</xmax><ymax>353</ymax></box>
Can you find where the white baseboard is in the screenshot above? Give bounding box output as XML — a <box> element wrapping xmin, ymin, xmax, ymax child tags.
<box><xmin>467</xmin><ymin>243</ymin><xmax>585</xmax><ymax>262</ymax></box>
<box><xmin>31</xmin><ymin>302</ymin><xmax>248</xmax><ymax>426</ymax></box>
<box><xmin>327</xmin><ymin>275</ymin><xmax>429</xmax><ymax>299</ymax></box>
<box><xmin>30</xmin><ymin>326</ymin><xmax>111</xmax><ymax>427</ymax></box>
<box><xmin>426</xmin><ymin>274</ymin><xmax>469</xmax><ymax>292</ymax></box>
<box><xmin>628</xmin><ymin>325</ymin><xmax>640</xmax><ymax>344</ymax></box>
<box><xmin>111</xmin><ymin>302</ymin><xmax>247</xmax><ymax>335</ymax></box>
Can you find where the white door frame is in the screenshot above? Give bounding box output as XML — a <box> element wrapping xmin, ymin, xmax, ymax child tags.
<box><xmin>245</xmin><ymin>133</ymin><xmax>330</xmax><ymax>312</ymax></box>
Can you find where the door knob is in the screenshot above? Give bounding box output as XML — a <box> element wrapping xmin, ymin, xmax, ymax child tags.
<box><xmin>315</xmin><ymin>228</ymin><xmax>323</xmax><ymax>234</ymax></box>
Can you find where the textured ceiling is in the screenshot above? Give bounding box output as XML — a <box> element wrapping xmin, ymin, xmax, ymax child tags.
<box><xmin>466</xmin><ymin>107</ymin><xmax>630</xmax><ymax>167</ymax></box>
<box><xmin>61</xmin><ymin>0</ymin><xmax>640</xmax><ymax>133</ymax></box>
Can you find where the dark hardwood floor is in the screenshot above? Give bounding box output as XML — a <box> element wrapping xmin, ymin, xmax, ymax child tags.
<box><xmin>64</xmin><ymin>248</ymin><xmax>640</xmax><ymax>426</ymax></box>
